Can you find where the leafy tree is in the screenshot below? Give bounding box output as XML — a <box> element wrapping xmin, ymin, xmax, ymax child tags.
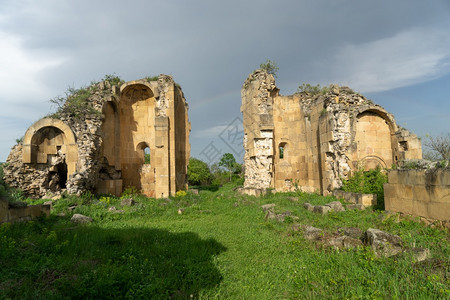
<box><xmin>219</xmin><ymin>153</ymin><xmax>241</xmax><ymax>182</ymax></box>
<box><xmin>187</xmin><ymin>158</ymin><xmax>211</xmax><ymax>186</ymax></box>
<box><xmin>259</xmin><ymin>59</ymin><xmax>279</xmax><ymax>77</ymax></box>
<box><xmin>423</xmin><ymin>133</ymin><xmax>450</xmax><ymax>161</ymax></box>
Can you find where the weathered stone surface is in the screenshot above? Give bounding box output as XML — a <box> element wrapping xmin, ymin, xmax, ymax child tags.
<box><xmin>313</xmin><ymin>205</ymin><xmax>332</xmax><ymax>215</ymax></box>
<box><xmin>71</xmin><ymin>214</ymin><xmax>93</xmax><ymax>224</ymax></box>
<box><xmin>265</xmin><ymin>210</ymin><xmax>298</xmax><ymax>222</ymax></box>
<box><xmin>4</xmin><ymin>76</ymin><xmax>190</xmax><ymax>199</ymax></box>
<box><xmin>364</xmin><ymin>228</ymin><xmax>403</xmax><ymax>258</ymax></box>
<box><xmin>325</xmin><ymin>201</ymin><xmax>345</xmax><ymax>212</ymax></box>
<box><xmin>241</xmin><ymin>69</ymin><xmax>422</xmax><ymax>196</ymax></box>
<box><xmin>303</xmin><ymin>225</ymin><xmax>324</xmax><ymax>241</ymax></box>
<box><xmin>303</xmin><ymin>202</ymin><xmax>314</xmax><ymax>212</ymax></box>
<box><xmin>404</xmin><ymin>248</ymin><xmax>431</xmax><ymax>263</ymax></box>
<box><xmin>346</xmin><ymin>204</ymin><xmax>365</xmax><ymax>211</ymax></box>
<box><xmin>291</xmin><ymin>223</ymin><xmax>301</xmax><ymax>232</ymax></box>
<box><xmin>337</xmin><ymin>227</ymin><xmax>363</xmax><ymax>239</ymax></box>
<box><xmin>261</xmin><ymin>203</ymin><xmax>276</xmax><ymax>211</ymax></box>
<box><xmin>323</xmin><ymin>236</ymin><xmax>363</xmax><ymax>250</ymax></box>
<box><xmin>120</xmin><ymin>198</ymin><xmax>136</xmax><ymax>206</ymax></box>
<box><xmin>385</xmin><ymin>168</ymin><xmax>450</xmax><ymax>221</ymax></box>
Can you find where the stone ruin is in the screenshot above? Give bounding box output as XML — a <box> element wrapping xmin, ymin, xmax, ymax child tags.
<box><xmin>241</xmin><ymin>69</ymin><xmax>422</xmax><ymax>195</ymax></box>
<box><xmin>3</xmin><ymin>75</ymin><xmax>190</xmax><ymax>198</ymax></box>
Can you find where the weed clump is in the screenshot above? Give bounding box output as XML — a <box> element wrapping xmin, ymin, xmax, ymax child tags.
<box><xmin>341</xmin><ymin>166</ymin><xmax>387</xmax><ymax>208</ymax></box>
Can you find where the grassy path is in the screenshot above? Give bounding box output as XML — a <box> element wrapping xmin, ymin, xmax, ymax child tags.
<box><xmin>1</xmin><ymin>187</ymin><xmax>448</xmax><ymax>299</ymax></box>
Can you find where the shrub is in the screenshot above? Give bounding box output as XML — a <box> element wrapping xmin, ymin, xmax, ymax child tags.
<box><xmin>122</xmin><ymin>186</ymin><xmax>140</xmax><ymax>198</ymax></box>
<box><xmin>175</xmin><ymin>190</ymin><xmax>187</xmax><ymax>197</ymax></box>
<box><xmin>187</xmin><ymin>158</ymin><xmax>211</xmax><ymax>186</ymax></box>
<box><xmin>341</xmin><ymin>166</ymin><xmax>387</xmax><ymax>208</ymax></box>
<box><xmin>102</xmin><ymin>73</ymin><xmax>124</xmax><ymax>86</ymax></box>
<box><xmin>259</xmin><ymin>59</ymin><xmax>279</xmax><ymax>77</ymax></box>
<box><xmin>297</xmin><ymin>83</ymin><xmax>330</xmax><ymax>95</ymax></box>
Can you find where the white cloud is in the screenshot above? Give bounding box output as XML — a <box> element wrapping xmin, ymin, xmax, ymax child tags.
<box><xmin>0</xmin><ymin>31</ymin><xmax>66</xmax><ymax>104</ymax></box>
<box><xmin>329</xmin><ymin>26</ymin><xmax>450</xmax><ymax>93</ymax></box>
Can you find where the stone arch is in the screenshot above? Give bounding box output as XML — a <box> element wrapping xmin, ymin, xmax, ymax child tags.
<box><xmin>136</xmin><ymin>141</ymin><xmax>150</xmax><ymax>164</ymax></box>
<box><xmin>22</xmin><ymin>118</ymin><xmax>78</xmax><ymax>175</ymax></box>
<box><xmin>102</xmin><ymin>99</ymin><xmax>120</xmax><ymax>169</ymax></box>
<box><xmin>353</xmin><ymin>108</ymin><xmax>395</xmax><ymax>170</ymax></box>
<box><xmin>118</xmin><ymin>83</ymin><xmax>156</xmax><ymax>192</ymax></box>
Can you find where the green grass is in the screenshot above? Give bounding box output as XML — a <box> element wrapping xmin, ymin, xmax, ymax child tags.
<box><xmin>1</xmin><ymin>185</ymin><xmax>448</xmax><ymax>299</ymax></box>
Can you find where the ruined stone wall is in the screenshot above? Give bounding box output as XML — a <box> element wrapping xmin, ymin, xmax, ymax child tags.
<box><xmin>241</xmin><ymin>70</ymin><xmax>276</xmax><ymax>190</ymax></box>
<box><xmin>3</xmin><ymin>75</ymin><xmax>190</xmax><ymax>199</ymax></box>
<box><xmin>384</xmin><ymin>167</ymin><xmax>450</xmax><ymax>221</ymax></box>
<box><xmin>174</xmin><ymin>86</ymin><xmax>191</xmax><ymax>192</ymax></box>
<box><xmin>241</xmin><ymin>69</ymin><xmax>422</xmax><ymax>195</ymax></box>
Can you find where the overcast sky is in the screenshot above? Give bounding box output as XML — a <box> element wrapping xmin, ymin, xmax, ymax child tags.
<box><xmin>1</xmin><ymin>0</ymin><xmax>449</xmax><ymax>163</ymax></box>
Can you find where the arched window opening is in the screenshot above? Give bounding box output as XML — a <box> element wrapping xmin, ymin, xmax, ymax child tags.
<box><xmin>279</xmin><ymin>143</ymin><xmax>287</xmax><ymax>159</ymax></box>
<box><xmin>136</xmin><ymin>142</ymin><xmax>151</xmax><ymax>165</ymax></box>
<box><xmin>144</xmin><ymin>147</ymin><xmax>150</xmax><ymax>164</ymax></box>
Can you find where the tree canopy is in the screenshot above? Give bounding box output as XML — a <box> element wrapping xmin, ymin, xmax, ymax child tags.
<box><xmin>187</xmin><ymin>158</ymin><xmax>211</xmax><ymax>186</ymax></box>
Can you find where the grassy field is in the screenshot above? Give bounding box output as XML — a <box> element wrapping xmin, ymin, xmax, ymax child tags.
<box><xmin>0</xmin><ymin>184</ymin><xmax>449</xmax><ymax>299</ymax></box>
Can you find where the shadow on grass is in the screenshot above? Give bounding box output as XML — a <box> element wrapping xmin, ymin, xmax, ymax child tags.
<box><xmin>1</xmin><ymin>221</ymin><xmax>226</xmax><ymax>299</ymax></box>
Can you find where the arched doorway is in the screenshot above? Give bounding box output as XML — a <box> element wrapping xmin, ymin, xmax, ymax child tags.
<box><xmin>354</xmin><ymin>110</ymin><xmax>394</xmax><ymax>170</ymax></box>
<box><xmin>119</xmin><ymin>83</ymin><xmax>156</xmax><ymax>193</ymax></box>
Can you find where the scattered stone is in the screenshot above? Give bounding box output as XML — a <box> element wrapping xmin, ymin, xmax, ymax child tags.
<box><xmin>363</xmin><ymin>228</ymin><xmax>403</xmax><ymax>258</ymax></box>
<box><xmin>51</xmin><ymin>195</ymin><xmax>62</xmax><ymax>201</ymax></box>
<box><xmin>303</xmin><ymin>202</ymin><xmax>314</xmax><ymax>212</ymax></box>
<box><xmin>313</xmin><ymin>205</ymin><xmax>332</xmax><ymax>215</ymax></box>
<box><xmin>346</xmin><ymin>204</ymin><xmax>365</xmax><ymax>211</ymax></box>
<box><xmin>120</xmin><ymin>198</ymin><xmax>135</xmax><ymax>206</ymax></box>
<box><xmin>323</xmin><ymin>236</ymin><xmax>363</xmax><ymax>250</ymax></box>
<box><xmin>303</xmin><ymin>225</ymin><xmax>324</xmax><ymax>241</ymax></box>
<box><xmin>265</xmin><ymin>210</ymin><xmax>277</xmax><ymax>220</ymax></box>
<box><xmin>289</xmin><ymin>197</ymin><xmax>298</xmax><ymax>202</ymax></box>
<box><xmin>261</xmin><ymin>203</ymin><xmax>276</xmax><ymax>211</ymax></box>
<box><xmin>57</xmin><ymin>212</ymin><xmax>66</xmax><ymax>217</ymax></box>
<box><xmin>178</xmin><ymin>208</ymin><xmax>185</xmax><ymax>215</ymax></box>
<box><xmin>337</xmin><ymin>227</ymin><xmax>363</xmax><ymax>239</ymax></box>
<box><xmin>404</xmin><ymin>248</ymin><xmax>431</xmax><ymax>263</ymax></box>
<box><xmin>68</xmin><ymin>205</ymin><xmax>77</xmax><ymax>212</ymax></box>
<box><xmin>233</xmin><ymin>202</ymin><xmax>239</xmax><ymax>207</ymax></box>
<box><xmin>108</xmin><ymin>206</ymin><xmax>117</xmax><ymax>211</ymax></box>
<box><xmin>265</xmin><ymin>210</ymin><xmax>298</xmax><ymax>222</ymax></box>
<box><xmin>291</xmin><ymin>223</ymin><xmax>301</xmax><ymax>232</ymax></box>
<box><xmin>71</xmin><ymin>214</ymin><xmax>93</xmax><ymax>224</ymax></box>
<box><xmin>190</xmin><ymin>189</ymin><xmax>199</xmax><ymax>195</ymax></box>
<box><xmin>325</xmin><ymin>201</ymin><xmax>345</xmax><ymax>212</ymax></box>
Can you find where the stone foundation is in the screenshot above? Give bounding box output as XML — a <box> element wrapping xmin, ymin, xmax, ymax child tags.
<box><xmin>0</xmin><ymin>198</ymin><xmax>50</xmax><ymax>223</ymax></box>
<box><xmin>333</xmin><ymin>190</ymin><xmax>377</xmax><ymax>207</ymax></box>
<box><xmin>384</xmin><ymin>168</ymin><xmax>450</xmax><ymax>221</ymax></box>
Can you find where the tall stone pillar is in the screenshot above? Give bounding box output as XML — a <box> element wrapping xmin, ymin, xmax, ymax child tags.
<box><xmin>154</xmin><ymin>116</ymin><xmax>170</xmax><ymax>198</ymax></box>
